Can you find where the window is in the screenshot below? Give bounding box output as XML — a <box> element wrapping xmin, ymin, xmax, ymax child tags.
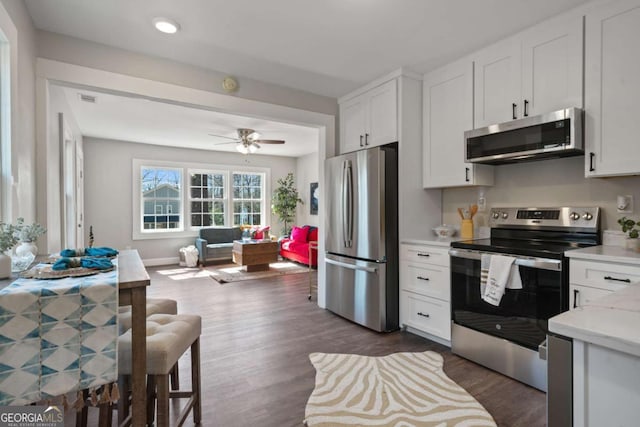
<box><xmin>141</xmin><ymin>167</ymin><xmax>182</xmax><ymax>231</ymax></box>
<box><xmin>134</xmin><ymin>159</ymin><xmax>269</xmax><ymax>239</ymax></box>
<box><xmin>190</xmin><ymin>171</ymin><xmax>226</xmax><ymax>227</ymax></box>
<box><xmin>232</xmin><ymin>172</ymin><xmax>263</xmax><ymax>226</ymax></box>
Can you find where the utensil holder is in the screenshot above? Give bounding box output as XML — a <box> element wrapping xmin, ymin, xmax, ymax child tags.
<box><xmin>461</xmin><ymin>219</ymin><xmax>474</xmax><ymax>239</ymax></box>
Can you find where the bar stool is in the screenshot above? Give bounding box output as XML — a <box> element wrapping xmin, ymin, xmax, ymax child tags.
<box><xmin>118</xmin><ymin>314</ymin><xmax>202</xmax><ymax>427</ymax></box>
<box><xmin>118</xmin><ymin>297</ymin><xmax>178</xmax><ymax>333</ymax></box>
<box><xmin>76</xmin><ymin>298</ymin><xmax>180</xmax><ymax>427</ymax></box>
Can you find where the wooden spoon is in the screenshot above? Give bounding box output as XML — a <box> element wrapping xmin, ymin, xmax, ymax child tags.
<box><xmin>470</xmin><ymin>204</ymin><xmax>478</xmax><ymax>219</ymax></box>
<box><xmin>457</xmin><ymin>207</ymin><xmax>465</xmax><ymax>220</ymax></box>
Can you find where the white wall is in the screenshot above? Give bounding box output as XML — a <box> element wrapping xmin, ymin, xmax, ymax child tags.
<box><xmin>295</xmin><ymin>151</ymin><xmax>319</xmax><ymax>228</ymax></box>
<box><xmin>36</xmin><ymin>31</ymin><xmax>338</xmax><ymax>118</ymax></box>
<box><xmin>443</xmin><ymin>156</ymin><xmax>640</xmax><ymax>234</ymax></box>
<box><xmin>84</xmin><ymin>136</ymin><xmax>297</xmax><ymax>263</ymax></box>
<box><xmin>0</xmin><ymin>0</ymin><xmax>37</xmax><ymax>223</ymax></box>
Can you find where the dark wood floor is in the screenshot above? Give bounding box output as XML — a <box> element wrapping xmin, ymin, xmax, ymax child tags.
<box><xmin>109</xmin><ymin>265</ymin><xmax>545</xmax><ymax>426</ymax></box>
<box><xmin>144</xmin><ymin>265</ymin><xmax>546</xmax><ymax>427</ymax></box>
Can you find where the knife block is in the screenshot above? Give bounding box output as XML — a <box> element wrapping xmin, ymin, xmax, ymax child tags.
<box><xmin>461</xmin><ymin>219</ymin><xmax>474</xmax><ymax>239</ymax></box>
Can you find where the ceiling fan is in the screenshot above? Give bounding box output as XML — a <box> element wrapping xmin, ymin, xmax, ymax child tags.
<box><xmin>209</xmin><ymin>128</ymin><xmax>285</xmax><ymax>154</ymax></box>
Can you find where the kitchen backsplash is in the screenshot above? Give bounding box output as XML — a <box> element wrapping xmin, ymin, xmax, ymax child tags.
<box><xmin>442</xmin><ymin>156</ymin><xmax>640</xmax><ymax>234</ymax></box>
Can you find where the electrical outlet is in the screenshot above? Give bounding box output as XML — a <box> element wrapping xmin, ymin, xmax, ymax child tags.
<box><xmin>617</xmin><ymin>195</ymin><xmax>633</xmax><ymax>213</ymax></box>
<box><xmin>478</xmin><ymin>196</ymin><xmax>486</xmax><ymax>212</ymax></box>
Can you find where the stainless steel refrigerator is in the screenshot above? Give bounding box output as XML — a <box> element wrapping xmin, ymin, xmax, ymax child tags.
<box><xmin>324</xmin><ymin>144</ymin><xmax>398</xmax><ymax>332</ymax></box>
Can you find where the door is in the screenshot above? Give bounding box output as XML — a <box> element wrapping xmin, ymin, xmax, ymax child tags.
<box><xmin>339</xmin><ymin>95</ymin><xmax>367</xmax><ymax>154</ymax></box>
<box><xmin>366</xmin><ymin>79</ymin><xmax>397</xmax><ymax>148</ymax></box>
<box><xmin>325</xmin><ymin>253</ymin><xmax>389</xmax><ymax>332</ymax></box>
<box><xmin>75</xmin><ymin>141</ymin><xmax>84</xmax><ymax>248</ymax></box>
<box><xmin>521</xmin><ymin>14</ymin><xmax>583</xmax><ymax>116</ymax></box>
<box><xmin>325</xmin><ymin>148</ymin><xmax>384</xmax><ymax>261</ymax></box>
<box><xmin>585</xmin><ymin>0</ymin><xmax>640</xmax><ymax>177</ymax></box>
<box><xmin>60</xmin><ymin>113</ymin><xmax>85</xmax><ymax>249</ymax></box>
<box><xmin>473</xmin><ymin>37</ymin><xmax>522</xmax><ymax>127</ymax></box>
<box><xmin>423</xmin><ymin>59</ymin><xmax>494</xmax><ymax>188</ymax></box>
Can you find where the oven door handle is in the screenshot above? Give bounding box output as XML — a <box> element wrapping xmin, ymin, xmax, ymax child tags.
<box><xmin>448</xmin><ymin>249</ymin><xmax>562</xmax><ymax>271</ymax></box>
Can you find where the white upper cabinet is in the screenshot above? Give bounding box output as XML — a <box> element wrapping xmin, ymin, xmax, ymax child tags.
<box><xmin>474</xmin><ymin>14</ymin><xmax>584</xmax><ymax>128</ymax></box>
<box><xmin>339</xmin><ymin>79</ymin><xmax>398</xmax><ymax>154</ymax></box>
<box><xmin>585</xmin><ymin>0</ymin><xmax>640</xmax><ymax>177</ymax></box>
<box><xmin>473</xmin><ymin>38</ymin><xmax>522</xmax><ymax>128</ymax></box>
<box><xmin>422</xmin><ymin>59</ymin><xmax>493</xmax><ymax>188</ymax></box>
<box><xmin>521</xmin><ymin>15</ymin><xmax>584</xmax><ymax>116</ymax></box>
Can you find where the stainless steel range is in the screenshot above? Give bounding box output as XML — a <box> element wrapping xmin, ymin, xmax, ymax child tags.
<box><xmin>449</xmin><ymin>207</ymin><xmax>600</xmax><ymax>391</ymax></box>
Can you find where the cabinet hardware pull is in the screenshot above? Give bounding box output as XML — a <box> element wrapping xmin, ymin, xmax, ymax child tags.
<box><xmin>465</xmin><ymin>167</ymin><xmax>470</xmax><ymax>182</ymax></box>
<box><xmin>417</xmin><ymin>312</ymin><xmax>430</xmax><ymax>318</ymax></box>
<box><xmin>604</xmin><ymin>276</ymin><xmax>631</xmax><ymax>283</ymax></box>
<box><xmin>524</xmin><ymin>99</ymin><xmax>529</xmax><ymax>117</ymax></box>
<box><xmin>417</xmin><ymin>276</ymin><xmax>430</xmax><ymax>281</ymax></box>
<box><xmin>589</xmin><ymin>152</ymin><xmax>595</xmax><ymax>172</ymax></box>
<box><xmin>512</xmin><ymin>103</ymin><xmax>517</xmax><ymax>120</ymax></box>
<box><xmin>417</xmin><ymin>253</ymin><xmax>430</xmax><ymax>257</ymax></box>
<box><xmin>359</xmin><ymin>135</ymin><xmax>364</xmax><ymax>147</ymax></box>
<box><xmin>573</xmin><ymin>289</ymin><xmax>579</xmax><ymax>309</ymax></box>
<box><xmin>365</xmin><ymin>133</ymin><xmax>369</xmax><ymax>145</ymax></box>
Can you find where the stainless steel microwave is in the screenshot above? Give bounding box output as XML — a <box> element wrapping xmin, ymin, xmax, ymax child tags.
<box><xmin>465</xmin><ymin>107</ymin><xmax>583</xmax><ymax>165</ymax></box>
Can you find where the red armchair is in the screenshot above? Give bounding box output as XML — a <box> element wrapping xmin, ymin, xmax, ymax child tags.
<box><xmin>279</xmin><ymin>225</ymin><xmax>318</xmax><ymax>267</ymax></box>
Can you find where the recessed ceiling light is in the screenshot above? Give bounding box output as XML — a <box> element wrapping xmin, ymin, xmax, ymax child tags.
<box><xmin>153</xmin><ymin>17</ymin><xmax>180</xmax><ymax>34</ymax></box>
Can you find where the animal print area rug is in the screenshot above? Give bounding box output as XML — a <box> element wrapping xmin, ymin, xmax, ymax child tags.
<box><xmin>304</xmin><ymin>351</ymin><xmax>497</xmax><ymax>427</ymax></box>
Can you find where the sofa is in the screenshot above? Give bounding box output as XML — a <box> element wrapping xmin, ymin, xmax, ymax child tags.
<box><xmin>279</xmin><ymin>225</ymin><xmax>318</xmax><ymax>267</ymax></box>
<box><xmin>195</xmin><ymin>227</ymin><xmax>242</xmax><ymax>265</ymax></box>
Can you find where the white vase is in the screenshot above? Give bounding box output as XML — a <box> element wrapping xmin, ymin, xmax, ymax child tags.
<box><xmin>0</xmin><ymin>253</ymin><xmax>11</xmax><ymax>279</ymax></box>
<box><xmin>15</xmin><ymin>241</ymin><xmax>38</xmax><ymax>257</ymax></box>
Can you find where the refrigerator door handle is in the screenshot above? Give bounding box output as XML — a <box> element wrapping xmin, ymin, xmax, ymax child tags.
<box><xmin>325</xmin><ymin>257</ymin><xmax>378</xmax><ymax>274</ymax></box>
<box><xmin>342</xmin><ymin>160</ymin><xmax>354</xmax><ymax>248</ymax></box>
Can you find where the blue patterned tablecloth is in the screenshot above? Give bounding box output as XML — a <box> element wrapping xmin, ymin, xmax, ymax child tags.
<box><xmin>0</xmin><ymin>266</ymin><xmax>118</xmax><ymax>405</ymax></box>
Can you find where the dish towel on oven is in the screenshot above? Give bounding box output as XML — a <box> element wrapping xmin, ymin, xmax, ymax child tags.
<box><xmin>481</xmin><ymin>254</ymin><xmax>522</xmax><ymax>306</ymax></box>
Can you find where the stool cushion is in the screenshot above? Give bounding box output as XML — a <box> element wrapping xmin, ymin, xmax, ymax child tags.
<box><xmin>119</xmin><ymin>314</ymin><xmax>201</xmax><ymax>375</ymax></box>
<box><xmin>118</xmin><ymin>298</ymin><xmax>178</xmax><ymax>333</ymax></box>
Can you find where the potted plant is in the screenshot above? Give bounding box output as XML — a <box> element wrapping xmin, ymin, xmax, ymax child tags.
<box><xmin>618</xmin><ymin>216</ymin><xmax>640</xmax><ymax>251</ymax></box>
<box><xmin>13</xmin><ymin>218</ymin><xmax>47</xmax><ymax>257</ymax></box>
<box><xmin>272</xmin><ymin>172</ymin><xmax>303</xmax><ymax>236</ymax></box>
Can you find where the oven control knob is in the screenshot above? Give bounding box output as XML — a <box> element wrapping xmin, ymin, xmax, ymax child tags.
<box><xmin>570</xmin><ymin>212</ymin><xmax>580</xmax><ymax>221</ymax></box>
<box><xmin>502</xmin><ymin>212</ymin><xmax>509</xmax><ymax>219</ymax></box>
<box><xmin>583</xmin><ymin>212</ymin><xmax>593</xmax><ymax>221</ymax></box>
<box><xmin>492</xmin><ymin>211</ymin><xmax>500</xmax><ymax>220</ymax></box>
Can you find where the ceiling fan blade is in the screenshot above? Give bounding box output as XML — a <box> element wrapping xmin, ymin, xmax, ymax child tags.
<box><xmin>208</xmin><ymin>133</ymin><xmax>239</xmax><ymax>141</ymax></box>
<box><xmin>255</xmin><ymin>139</ymin><xmax>285</xmax><ymax>144</ymax></box>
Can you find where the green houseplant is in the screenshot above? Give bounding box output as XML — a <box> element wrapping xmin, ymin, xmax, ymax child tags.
<box><xmin>272</xmin><ymin>172</ymin><xmax>303</xmax><ymax>236</ymax></box>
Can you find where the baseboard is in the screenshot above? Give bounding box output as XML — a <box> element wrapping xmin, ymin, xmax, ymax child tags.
<box><xmin>403</xmin><ymin>324</ymin><xmax>451</xmax><ymax>348</ymax></box>
<box><xmin>143</xmin><ymin>257</ymin><xmax>180</xmax><ymax>267</ymax></box>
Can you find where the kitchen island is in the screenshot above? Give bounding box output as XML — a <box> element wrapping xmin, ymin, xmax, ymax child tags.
<box><xmin>549</xmin><ymin>246</ymin><xmax>640</xmax><ymax>427</ymax></box>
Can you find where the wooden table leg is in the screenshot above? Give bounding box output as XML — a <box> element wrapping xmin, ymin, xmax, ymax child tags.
<box><xmin>130</xmin><ymin>287</ymin><xmax>147</xmax><ymax>427</ymax></box>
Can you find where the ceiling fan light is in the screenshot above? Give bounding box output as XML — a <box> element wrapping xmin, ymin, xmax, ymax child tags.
<box><xmin>236</xmin><ymin>144</ymin><xmax>249</xmax><ymax>154</ymax></box>
<box><xmin>248</xmin><ymin>144</ymin><xmax>258</xmax><ymax>153</ymax></box>
<box><xmin>248</xmin><ymin>131</ymin><xmax>260</xmax><ymax>141</ymax></box>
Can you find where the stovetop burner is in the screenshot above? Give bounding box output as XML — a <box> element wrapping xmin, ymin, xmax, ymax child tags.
<box><xmin>451</xmin><ymin>206</ymin><xmax>601</xmax><ymax>258</ymax></box>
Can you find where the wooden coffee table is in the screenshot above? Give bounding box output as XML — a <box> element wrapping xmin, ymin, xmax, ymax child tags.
<box><xmin>232</xmin><ymin>240</ymin><xmax>279</xmax><ymax>272</ymax></box>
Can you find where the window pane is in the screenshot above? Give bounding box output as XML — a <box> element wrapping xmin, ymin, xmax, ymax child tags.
<box><xmin>191</xmin><ymin>174</ymin><xmax>201</xmax><ymax>186</ymax></box>
<box><xmin>191</xmin><ymin>215</ymin><xmax>201</xmax><ymax>226</ymax></box>
<box><xmin>140</xmin><ymin>167</ymin><xmax>182</xmax><ymax>232</ymax></box>
<box><xmin>191</xmin><ymin>188</ymin><xmax>201</xmax><ymax>199</ymax></box>
<box><xmin>202</xmin><ymin>215</ymin><xmax>212</xmax><ymax>227</ymax></box>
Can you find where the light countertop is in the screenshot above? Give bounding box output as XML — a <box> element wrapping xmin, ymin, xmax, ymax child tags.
<box><xmin>401</xmin><ymin>238</ymin><xmax>458</xmax><ymax>247</ymax></box>
<box><xmin>549</xmin><ymin>283</ymin><xmax>640</xmax><ymax>357</ymax></box>
<box><xmin>565</xmin><ymin>245</ymin><xmax>640</xmax><ymax>265</ymax></box>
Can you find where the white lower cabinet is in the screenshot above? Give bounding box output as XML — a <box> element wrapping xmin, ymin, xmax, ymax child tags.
<box><xmin>400</xmin><ymin>242</ymin><xmax>451</xmax><ymax>344</ymax></box>
<box><xmin>569</xmin><ymin>257</ymin><xmax>640</xmax><ymax>310</ymax></box>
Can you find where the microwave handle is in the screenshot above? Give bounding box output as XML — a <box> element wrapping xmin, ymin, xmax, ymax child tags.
<box><xmin>449</xmin><ymin>248</ymin><xmax>562</xmax><ymax>271</ymax></box>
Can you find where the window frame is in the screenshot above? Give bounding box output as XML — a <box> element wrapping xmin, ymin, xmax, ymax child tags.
<box><xmin>133</xmin><ymin>159</ymin><xmax>270</xmax><ymax>240</ymax></box>
<box><xmin>231</xmin><ymin>171</ymin><xmax>266</xmax><ymax>227</ymax></box>
<box><xmin>140</xmin><ymin>164</ymin><xmax>184</xmax><ymax>233</ymax></box>
<box><xmin>188</xmin><ymin>168</ymin><xmax>229</xmax><ymax>229</ymax></box>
